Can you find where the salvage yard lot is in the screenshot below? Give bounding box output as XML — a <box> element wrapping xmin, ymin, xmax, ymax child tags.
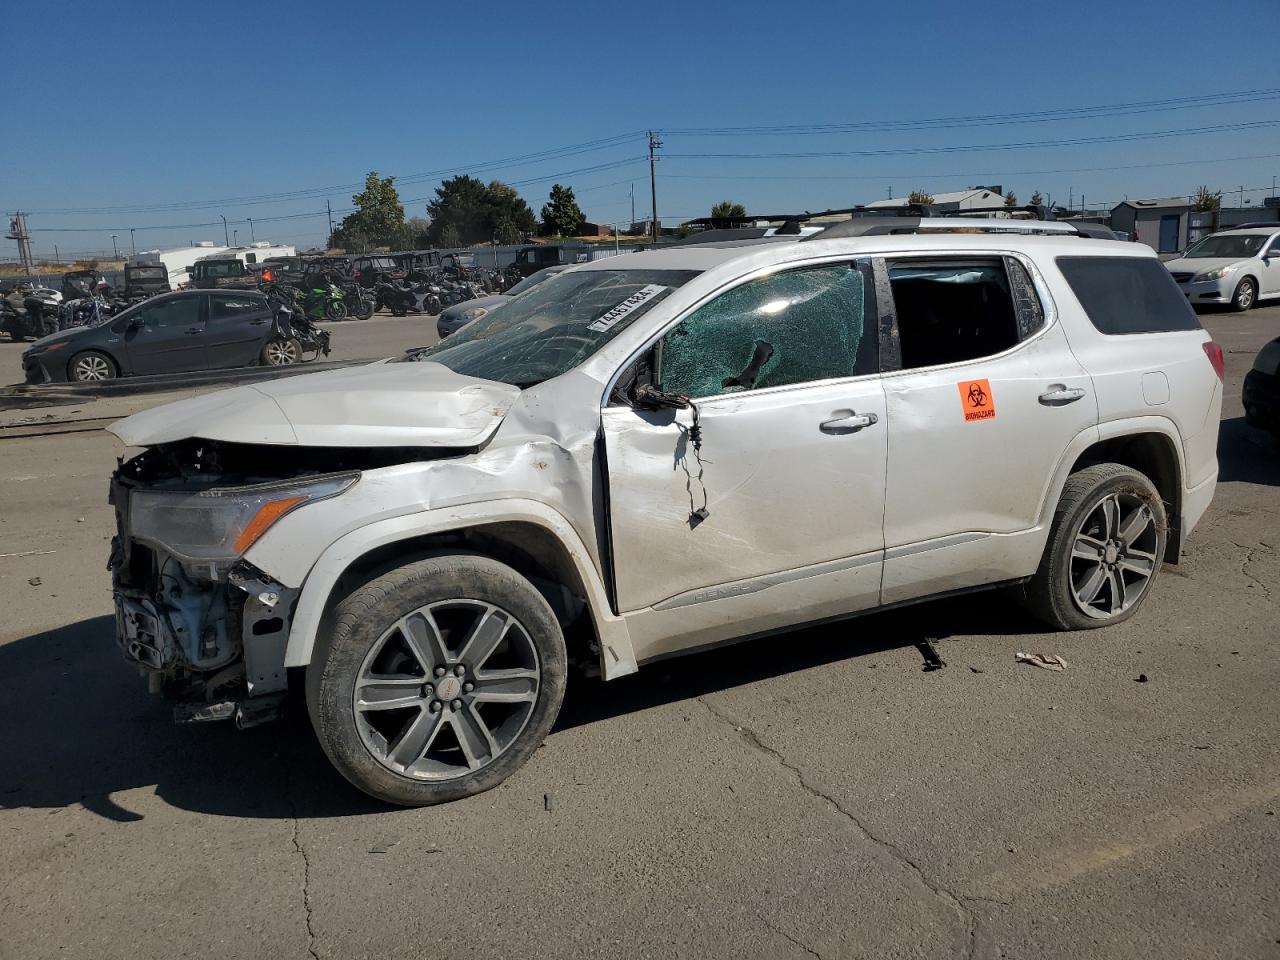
<box><xmin>1</xmin><ymin>308</ymin><xmax>1277</xmax><ymax>960</ymax></box>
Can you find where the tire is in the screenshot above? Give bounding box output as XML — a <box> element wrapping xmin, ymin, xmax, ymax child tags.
<box><xmin>261</xmin><ymin>337</ymin><xmax>301</xmax><ymax>366</ymax></box>
<box><xmin>324</xmin><ymin>300</ymin><xmax>348</xmax><ymax>321</ymax></box>
<box><xmin>1230</xmin><ymin>277</ymin><xmax>1256</xmax><ymax>312</ymax></box>
<box><xmin>354</xmin><ymin>300</ymin><xmax>375</xmax><ymax>321</ymax></box>
<box><xmin>306</xmin><ymin>554</ymin><xmax>568</xmax><ymax>806</ymax></box>
<box><xmin>1021</xmin><ymin>463</ymin><xmax>1167</xmax><ymax>631</ymax></box>
<box><xmin>68</xmin><ymin>350</ymin><xmax>117</xmax><ymax>382</ymax></box>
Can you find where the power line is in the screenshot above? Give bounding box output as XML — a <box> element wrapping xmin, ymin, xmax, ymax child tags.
<box><xmin>665</xmin><ymin>121</ymin><xmax>1280</xmax><ymax>161</ymax></box>
<box><xmin>661</xmin><ymin>151</ymin><xmax>1280</xmax><ymax>182</ymax></box>
<box><xmin>665</xmin><ymin>88</ymin><xmax>1280</xmax><ymax>136</ymax></box>
<box><xmin>20</xmin><ymin>132</ymin><xmax>647</xmax><ymax>215</ymax></box>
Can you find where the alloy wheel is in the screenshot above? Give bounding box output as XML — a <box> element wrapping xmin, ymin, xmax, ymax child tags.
<box><xmin>353</xmin><ymin>599</ymin><xmax>541</xmax><ymax>781</ymax></box>
<box><xmin>73</xmin><ymin>355</ymin><xmax>111</xmax><ymax>381</ymax></box>
<box><xmin>265</xmin><ymin>340</ymin><xmax>298</xmax><ymax>365</ymax></box>
<box><xmin>1068</xmin><ymin>492</ymin><xmax>1160</xmax><ymax>619</ymax></box>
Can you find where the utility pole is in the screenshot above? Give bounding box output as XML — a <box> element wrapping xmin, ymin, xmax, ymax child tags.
<box><xmin>248</xmin><ymin>218</ymin><xmax>255</xmax><ymax>243</ymax></box>
<box><xmin>129</xmin><ymin>228</ymin><xmax>136</xmax><ymax>256</ymax></box>
<box><xmin>111</xmin><ymin>235</ymin><xmax>119</xmax><ymax>260</ymax></box>
<box><xmin>233</xmin><ymin>229</ymin><xmax>238</xmax><ymax>246</ymax></box>
<box><xmin>5</xmin><ymin>212</ymin><xmax>34</xmax><ymax>275</ymax></box>
<box><xmin>648</xmin><ymin>130</ymin><xmax>662</xmax><ymax>246</ymax></box>
<box><xmin>326</xmin><ymin>200</ymin><xmax>334</xmax><ymax>243</ymax></box>
<box><xmin>1239</xmin><ymin>185</ymin><xmax>1245</xmax><ymax>209</ymax></box>
<box><xmin>54</xmin><ymin>243</ymin><xmax>59</xmax><ymax>263</ymax></box>
<box><xmin>220</xmin><ymin>215</ymin><xmax>229</xmax><ymax>246</ymax></box>
<box><xmin>630</xmin><ymin>183</ymin><xmax>635</xmax><ymax>227</ymax></box>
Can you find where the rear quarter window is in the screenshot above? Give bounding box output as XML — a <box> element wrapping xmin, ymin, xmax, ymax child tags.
<box><xmin>1056</xmin><ymin>256</ymin><xmax>1200</xmax><ymax>335</ymax></box>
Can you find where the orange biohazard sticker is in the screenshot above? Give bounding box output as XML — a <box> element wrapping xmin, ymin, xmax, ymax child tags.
<box><xmin>958</xmin><ymin>379</ymin><xmax>995</xmax><ymax>422</ymax></box>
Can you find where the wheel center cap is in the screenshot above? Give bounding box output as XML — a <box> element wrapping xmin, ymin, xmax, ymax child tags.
<box><xmin>436</xmin><ymin>676</ymin><xmax>462</xmax><ymax>701</ymax></box>
<box><xmin>1104</xmin><ymin>542</ymin><xmax>1120</xmax><ymax>565</ymax></box>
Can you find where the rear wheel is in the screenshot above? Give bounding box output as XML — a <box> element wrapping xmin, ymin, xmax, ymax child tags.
<box><xmin>68</xmin><ymin>350</ymin><xmax>116</xmax><ymax>382</ymax></box>
<box><xmin>1231</xmin><ymin>277</ymin><xmax>1256</xmax><ymax>312</ymax></box>
<box><xmin>354</xmin><ymin>299</ymin><xmax>375</xmax><ymax>321</ymax></box>
<box><xmin>261</xmin><ymin>338</ymin><xmax>301</xmax><ymax>366</ymax></box>
<box><xmin>1022</xmin><ymin>463</ymin><xmax>1167</xmax><ymax>631</ymax></box>
<box><xmin>306</xmin><ymin>554</ymin><xmax>567</xmax><ymax>806</ymax></box>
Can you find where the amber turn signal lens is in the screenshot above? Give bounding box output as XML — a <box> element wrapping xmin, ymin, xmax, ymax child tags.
<box><xmin>232</xmin><ymin>495</ymin><xmax>306</xmax><ymax>554</ymax></box>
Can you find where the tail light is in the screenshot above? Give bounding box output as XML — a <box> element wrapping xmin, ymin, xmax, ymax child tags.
<box><xmin>1202</xmin><ymin>340</ymin><xmax>1225</xmax><ymax>382</ymax></box>
<box><xmin>261</xmin><ymin>269</ymin><xmax>274</xmax><ymax>282</ymax></box>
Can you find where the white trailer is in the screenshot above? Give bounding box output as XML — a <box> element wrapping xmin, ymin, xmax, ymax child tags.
<box><xmin>131</xmin><ymin>242</ymin><xmax>228</xmax><ymax>289</ymax></box>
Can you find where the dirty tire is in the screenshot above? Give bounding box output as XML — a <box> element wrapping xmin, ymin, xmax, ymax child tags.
<box><xmin>306</xmin><ymin>554</ymin><xmax>567</xmax><ymax>806</ymax></box>
<box><xmin>1021</xmin><ymin>463</ymin><xmax>1167</xmax><ymax>631</ymax></box>
<box><xmin>261</xmin><ymin>337</ymin><xmax>301</xmax><ymax>366</ymax></box>
<box><xmin>1230</xmin><ymin>277</ymin><xmax>1256</xmax><ymax>312</ymax></box>
<box><xmin>67</xmin><ymin>350</ymin><xmax>116</xmax><ymax>382</ymax></box>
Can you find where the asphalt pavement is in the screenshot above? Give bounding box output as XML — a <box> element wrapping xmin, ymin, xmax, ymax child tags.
<box><xmin>0</xmin><ymin>307</ymin><xmax>1276</xmax><ymax>960</ymax></box>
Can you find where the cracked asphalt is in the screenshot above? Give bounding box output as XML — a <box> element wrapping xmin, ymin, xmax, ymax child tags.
<box><xmin>1</xmin><ymin>309</ymin><xmax>1277</xmax><ymax>960</ymax></box>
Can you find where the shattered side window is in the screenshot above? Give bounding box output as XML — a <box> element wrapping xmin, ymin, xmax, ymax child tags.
<box><xmin>1005</xmin><ymin>257</ymin><xmax>1046</xmax><ymax>340</ymax></box>
<box><xmin>660</xmin><ymin>264</ymin><xmax>872</xmax><ymax>399</ymax></box>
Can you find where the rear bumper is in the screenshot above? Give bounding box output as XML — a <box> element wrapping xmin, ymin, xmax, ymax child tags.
<box><xmin>1181</xmin><ymin>471</ymin><xmax>1217</xmax><ymax>550</ymax></box>
<box><xmin>1243</xmin><ymin>368</ymin><xmax>1280</xmax><ymax>431</ymax></box>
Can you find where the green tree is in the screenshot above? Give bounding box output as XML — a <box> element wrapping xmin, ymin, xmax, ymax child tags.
<box><xmin>334</xmin><ymin>171</ymin><xmax>406</xmax><ymax>249</ymax></box>
<box><xmin>426</xmin><ymin>176</ymin><xmax>535</xmax><ymax>245</ymax></box>
<box><xmin>406</xmin><ymin>216</ymin><xmax>431</xmax><ymax>248</ymax></box>
<box><xmin>710</xmin><ymin>200</ymin><xmax>746</xmax><ymax>220</ymax></box>
<box><xmin>541</xmin><ymin>183</ymin><xmax>585</xmax><ymax>237</ymax></box>
<box><xmin>1192</xmin><ymin>185</ymin><xmax>1222</xmax><ymax>212</ymax></box>
<box><xmin>1004</xmin><ymin>190</ymin><xmax>1017</xmax><ymax>207</ymax></box>
<box><xmin>1029</xmin><ymin>190</ymin><xmax>1044</xmax><ymax>206</ymax></box>
<box><xmin>908</xmin><ymin>190</ymin><xmax>934</xmax><ymax>204</ymax></box>
<box><xmin>439</xmin><ymin>223</ymin><xmax>462</xmax><ymax>249</ymax></box>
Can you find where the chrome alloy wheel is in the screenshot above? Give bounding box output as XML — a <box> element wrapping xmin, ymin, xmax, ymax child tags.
<box><xmin>353</xmin><ymin>600</ymin><xmax>540</xmax><ymax>780</ymax></box>
<box><xmin>1069</xmin><ymin>492</ymin><xmax>1160</xmax><ymax>619</ymax></box>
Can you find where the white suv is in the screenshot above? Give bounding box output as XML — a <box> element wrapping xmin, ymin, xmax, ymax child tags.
<box><xmin>108</xmin><ymin>217</ymin><xmax>1224</xmax><ymax>805</ymax></box>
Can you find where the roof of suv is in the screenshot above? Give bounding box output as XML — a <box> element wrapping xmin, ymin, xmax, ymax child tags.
<box><xmin>574</xmin><ymin>230</ymin><xmax>1150</xmax><ymax>274</ymax></box>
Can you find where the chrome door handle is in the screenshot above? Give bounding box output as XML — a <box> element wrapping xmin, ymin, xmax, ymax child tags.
<box><xmin>1039</xmin><ymin>385</ymin><xmax>1086</xmax><ymax>406</ymax></box>
<box><xmin>820</xmin><ymin>411</ymin><xmax>879</xmax><ymax>434</ymax></box>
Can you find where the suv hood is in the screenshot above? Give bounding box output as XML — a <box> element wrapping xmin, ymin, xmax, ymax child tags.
<box><xmin>1164</xmin><ymin>255</ymin><xmax>1251</xmax><ymax>274</ymax></box>
<box><xmin>109</xmin><ymin>361</ymin><xmax>522</xmax><ymax>448</ymax></box>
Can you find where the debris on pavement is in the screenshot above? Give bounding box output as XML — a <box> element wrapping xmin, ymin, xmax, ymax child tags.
<box><xmin>368</xmin><ymin>836</ymin><xmax>401</xmax><ymax>855</ymax></box>
<box><xmin>1015</xmin><ymin>651</ymin><xmax>1068</xmax><ymax>672</ymax></box>
<box><xmin>915</xmin><ymin>639</ymin><xmax>946</xmax><ymax>672</ymax></box>
<box><xmin>1135</xmin><ymin>674</ymin><xmax>1149</xmax><ymax>683</ymax></box>
<box><xmin>27</xmin><ymin>576</ymin><xmax>42</xmax><ymax>586</ymax></box>
<box><xmin>0</xmin><ymin>549</ymin><xmax>56</xmax><ymax>559</ymax></box>
<box><xmin>544</xmin><ymin>793</ymin><xmax>554</xmax><ymax>812</ymax></box>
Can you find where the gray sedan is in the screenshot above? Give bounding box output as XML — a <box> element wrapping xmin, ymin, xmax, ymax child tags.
<box><xmin>23</xmin><ymin>290</ymin><xmax>288</xmax><ymax>384</ymax></box>
<box><xmin>435</xmin><ymin>265</ymin><xmax>569</xmax><ymax>339</ymax></box>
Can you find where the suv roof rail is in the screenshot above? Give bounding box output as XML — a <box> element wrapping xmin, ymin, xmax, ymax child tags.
<box><xmin>1230</xmin><ymin>221</ymin><xmax>1280</xmax><ymax>229</ymax></box>
<box><xmin>847</xmin><ymin>203</ymin><xmax>940</xmax><ymax>218</ymax></box>
<box><xmin>937</xmin><ymin>203</ymin><xmax>1056</xmax><ymax>221</ymax></box>
<box><xmin>802</xmin><ymin>215</ymin><xmax>1118</xmax><ymax>242</ymax></box>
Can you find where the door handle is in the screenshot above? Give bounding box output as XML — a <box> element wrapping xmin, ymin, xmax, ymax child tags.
<box><xmin>820</xmin><ymin>411</ymin><xmax>879</xmax><ymax>434</ymax></box>
<box><xmin>1039</xmin><ymin>385</ymin><xmax>1086</xmax><ymax>406</ymax></box>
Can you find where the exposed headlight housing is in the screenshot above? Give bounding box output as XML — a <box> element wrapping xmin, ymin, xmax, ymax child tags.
<box><xmin>129</xmin><ymin>472</ymin><xmax>358</xmax><ymax>567</ymax></box>
<box><xmin>1192</xmin><ymin>265</ymin><xmax>1238</xmax><ymax>282</ymax></box>
<box><xmin>462</xmin><ymin>306</ymin><xmax>488</xmax><ymax>321</ymax></box>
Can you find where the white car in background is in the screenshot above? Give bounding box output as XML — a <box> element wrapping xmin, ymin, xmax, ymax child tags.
<box><xmin>1164</xmin><ymin>227</ymin><xmax>1280</xmax><ymax>311</ymax></box>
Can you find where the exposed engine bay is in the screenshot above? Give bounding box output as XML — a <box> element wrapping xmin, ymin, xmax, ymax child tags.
<box><xmin>109</xmin><ymin>439</ymin><xmax>450</xmax><ymax>726</ymax></box>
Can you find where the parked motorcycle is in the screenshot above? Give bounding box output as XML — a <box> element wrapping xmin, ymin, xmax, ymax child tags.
<box><xmin>341</xmin><ymin>281</ymin><xmax>376</xmax><ymax>321</ymax></box>
<box><xmin>374</xmin><ymin>279</ymin><xmax>435</xmax><ymax>316</ymax></box>
<box><xmin>263</xmin><ymin>288</ymin><xmax>332</xmax><ymax>363</ymax></box>
<box><xmin>1</xmin><ymin>288</ymin><xmax>60</xmax><ymax>341</ymax></box>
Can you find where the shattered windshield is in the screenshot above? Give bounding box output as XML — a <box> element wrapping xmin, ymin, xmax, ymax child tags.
<box><xmin>407</xmin><ymin>268</ymin><xmax>698</xmax><ymax>386</ymax></box>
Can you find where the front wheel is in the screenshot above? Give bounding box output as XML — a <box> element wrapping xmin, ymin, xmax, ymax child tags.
<box><xmin>68</xmin><ymin>350</ymin><xmax>117</xmax><ymax>382</ymax></box>
<box><xmin>354</xmin><ymin>299</ymin><xmax>375</xmax><ymax>321</ymax></box>
<box><xmin>1021</xmin><ymin>463</ymin><xmax>1167</xmax><ymax>631</ymax></box>
<box><xmin>1231</xmin><ymin>277</ymin><xmax>1257</xmax><ymax>312</ymax></box>
<box><xmin>325</xmin><ymin>300</ymin><xmax>348</xmax><ymax>321</ymax></box>
<box><xmin>306</xmin><ymin>554</ymin><xmax>568</xmax><ymax>806</ymax></box>
<box><xmin>261</xmin><ymin>337</ymin><xmax>301</xmax><ymax>366</ymax></box>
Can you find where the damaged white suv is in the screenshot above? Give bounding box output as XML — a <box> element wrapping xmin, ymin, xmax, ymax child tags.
<box><xmin>109</xmin><ymin>216</ymin><xmax>1224</xmax><ymax>805</ymax></box>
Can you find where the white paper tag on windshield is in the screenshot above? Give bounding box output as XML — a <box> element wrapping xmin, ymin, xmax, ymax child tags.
<box><xmin>587</xmin><ymin>284</ymin><xmax>668</xmax><ymax>332</ymax></box>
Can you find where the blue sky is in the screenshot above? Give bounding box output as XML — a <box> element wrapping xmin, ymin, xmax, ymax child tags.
<box><xmin>3</xmin><ymin>0</ymin><xmax>1279</xmax><ymax>258</ymax></box>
